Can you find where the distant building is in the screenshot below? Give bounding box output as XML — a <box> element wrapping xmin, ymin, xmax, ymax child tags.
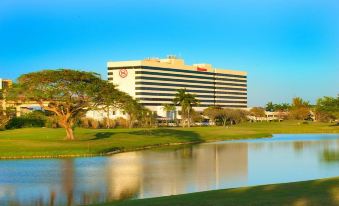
<box><xmin>0</xmin><ymin>78</ymin><xmax>13</xmax><ymax>90</ymax></box>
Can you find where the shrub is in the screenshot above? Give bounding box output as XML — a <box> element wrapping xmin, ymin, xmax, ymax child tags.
<box><xmin>80</xmin><ymin>118</ymin><xmax>91</xmax><ymax>128</ymax></box>
<box><xmin>102</xmin><ymin>117</ymin><xmax>116</xmax><ymax>128</ymax></box>
<box><xmin>45</xmin><ymin>116</ymin><xmax>60</xmax><ymax>128</ymax></box>
<box><xmin>115</xmin><ymin>117</ymin><xmax>128</xmax><ymax>128</ymax></box>
<box><xmin>5</xmin><ymin>111</ymin><xmax>47</xmax><ymax>129</ymax></box>
<box><xmin>90</xmin><ymin>118</ymin><xmax>100</xmax><ymax>129</ymax></box>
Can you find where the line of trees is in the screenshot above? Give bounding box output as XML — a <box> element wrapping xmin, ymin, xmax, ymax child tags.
<box><xmin>203</xmin><ymin>106</ymin><xmax>248</xmax><ymax>126</ymax></box>
<box><xmin>265</xmin><ymin>96</ymin><xmax>339</xmax><ymax>122</ymax></box>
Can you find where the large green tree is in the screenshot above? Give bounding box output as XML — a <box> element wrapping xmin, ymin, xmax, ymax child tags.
<box><xmin>250</xmin><ymin>107</ymin><xmax>266</xmax><ymax>120</ymax></box>
<box><xmin>315</xmin><ymin>96</ymin><xmax>339</xmax><ymax>122</ymax></box>
<box><xmin>97</xmin><ymin>83</ymin><xmax>127</xmax><ymax>128</ymax></box>
<box><xmin>203</xmin><ymin>106</ymin><xmax>221</xmax><ymax>125</ymax></box>
<box><xmin>289</xmin><ymin>97</ymin><xmax>311</xmax><ymax>120</ymax></box>
<box><xmin>122</xmin><ymin>97</ymin><xmax>142</xmax><ymax>128</ymax></box>
<box><xmin>10</xmin><ymin>69</ymin><xmax>119</xmax><ymax>140</ymax></box>
<box><xmin>173</xmin><ymin>88</ymin><xmax>199</xmax><ymax>127</ymax></box>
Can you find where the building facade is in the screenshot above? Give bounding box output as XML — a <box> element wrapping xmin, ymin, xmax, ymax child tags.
<box><xmin>0</xmin><ymin>78</ymin><xmax>13</xmax><ymax>90</ymax></box>
<box><xmin>106</xmin><ymin>56</ymin><xmax>247</xmax><ymax>118</ymax></box>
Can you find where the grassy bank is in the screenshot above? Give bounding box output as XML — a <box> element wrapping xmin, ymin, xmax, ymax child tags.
<box><xmin>92</xmin><ymin>177</ymin><xmax>339</xmax><ymax>206</ymax></box>
<box><xmin>0</xmin><ymin>121</ymin><xmax>338</xmax><ymax>158</ymax></box>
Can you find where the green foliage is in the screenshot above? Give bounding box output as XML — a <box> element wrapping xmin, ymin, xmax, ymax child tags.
<box><xmin>203</xmin><ymin>107</ymin><xmax>248</xmax><ymax>126</ymax></box>
<box><xmin>265</xmin><ymin>102</ymin><xmax>290</xmax><ymax>112</ymax></box>
<box><xmin>315</xmin><ymin>96</ymin><xmax>339</xmax><ymax>122</ymax></box>
<box><xmin>5</xmin><ymin>111</ymin><xmax>47</xmax><ymax>129</ymax></box>
<box><xmin>289</xmin><ymin>97</ymin><xmax>311</xmax><ymax>120</ymax></box>
<box><xmin>250</xmin><ymin>107</ymin><xmax>266</xmax><ymax>117</ymax></box>
<box><xmin>203</xmin><ymin>106</ymin><xmax>222</xmax><ymax>125</ymax></box>
<box><xmin>173</xmin><ymin>88</ymin><xmax>199</xmax><ymax>127</ymax></box>
<box><xmin>9</xmin><ymin>69</ymin><xmax>127</xmax><ymax>140</ymax></box>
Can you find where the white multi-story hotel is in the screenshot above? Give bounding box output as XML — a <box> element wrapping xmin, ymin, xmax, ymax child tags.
<box><xmin>105</xmin><ymin>56</ymin><xmax>247</xmax><ymax>118</ymax></box>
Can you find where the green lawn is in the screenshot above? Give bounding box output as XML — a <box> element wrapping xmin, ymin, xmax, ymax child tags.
<box><xmin>92</xmin><ymin>177</ymin><xmax>339</xmax><ymax>206</ymax></box>
<box><xmin>0</xmin><ymin>121</ymin><xmax>338</xmax><ymax>158</ymax></box>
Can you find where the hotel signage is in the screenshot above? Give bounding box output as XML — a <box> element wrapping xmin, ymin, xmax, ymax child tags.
<box><xmin>197</xmin><ymin>67</ymin><xmax>207</xmax><ymax>72</ymax></box>
<box><xmin>119</xmin><ymin>69</ymin><xmax>128</xmax><ymax>78</ymax></box>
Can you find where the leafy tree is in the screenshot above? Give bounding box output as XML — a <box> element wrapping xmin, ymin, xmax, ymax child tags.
<box><xmin>275</xmin><ymin>103</ymin><xmax>291</xmax><ymax>112</ymax></box>
<box><xmin>265</xmin><ymin>102</ymin><xmax>275</xmax><ymax>112</ymax></box>
<box><xmin>140</xmin><ymin>108</ymin><xmax>157</xmax><ymax>128</ymax></box>
<box><xmin>203</xmin><ymin>106</ymin><xmax>221</xmax><ymax>126</ymax></box>
<box><xmin>219</xmin><ymin>108</ymin><xmax>233</xmax><ymax>126</ymax></box>
<box><xmin>9</xmin><ymin>69</ymin><xmax>118</xmax><ymax>140</ymax></box>
<box><xmin>0</xmin><ymin>106</ymin><xmax>9</xmax><ymax>130</ymax></box>
<box><xmin>315</xmin><ymin>96</ymin><xmax>339</xmax><ymax>122</ymax></box>
<box><xmin>97</xmin><ymin>83</ymin><xmax>127</xmax><ymax>128</ymax></box>
<box><xmin>173</xmin><ymin>88</ymin><xmax>199</xmax><ymax>127</ymax></box>
<box><xmin>289</xmin><ymin>97</ymin><xmax>311</xmax><ymax>120</ymax></box>
<box><xmin>191</xmin><ymin>109</ymin><xmax>203</xmax><ymax>125</ymax></box>
<box><xmin>122</xmin><ymin>97</ymin><xmax>146</xmax><ymax>128</ymax></box>
<box><xmin>230</xmin><ymin>109</ymin><xmax>248</xmax><ymax>124</ymax></box>
<box><xmin>250</xmin><ymin>107</ymin><xmax>266</xmax><ymax>120</ymax></box>
<box><xmin>292</xmin><ymin>97</ymin><xmax>310</xmax><ymax>108</ymax></box>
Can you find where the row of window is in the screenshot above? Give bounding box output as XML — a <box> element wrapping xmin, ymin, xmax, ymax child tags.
<box><xmin>135</xmin><ymin>81</ymin><xmax>247</xmax><ymax>91</ymax></box>
<box><xmin>135</xmin><ymin>71</ymin><xmax>247</xmax><ymax>83</ymax></box>
<box><xmin>108</xmin><ymin>66</ymin><xmax>247</xmax><ymax>79</ymax></box>
<box><xmin>135</xmin><ymin>76</ymin><xmax>247</xmax><ymax>87</ymax></box>
<box><xmin>137</xmin><ymin>97</ymin><xmax>247</xmax><ymax>104</ymax></box>
<box><xmin>135</xmin><ymin>87</ymin><xmax>247</xmax><ymax>95</ymax></box>
<box><xmin>141</xmin><ymin>103</ymin><xmax>247</xmax><ymax>108</ymax></box>
<box><xmin>136</xmin><ymin>92</ymin><xmax>247</xmax><ymax>99</ymax></box>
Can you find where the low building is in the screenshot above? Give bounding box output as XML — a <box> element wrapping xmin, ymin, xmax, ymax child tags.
<box><xmin>0</xmin><ymin>78</ymin><xmax>13</xmax><ymax>90</ymax></box>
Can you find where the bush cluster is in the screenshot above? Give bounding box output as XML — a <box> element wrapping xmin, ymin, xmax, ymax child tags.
<box><xmin>79</xmin><ymin>117</ymin><xmax>128</xmax><ymax>129</ymax></box>
<box><xmin>5</xmin><ymin>111</ymin><xmax>47</xmax><ymax>129</ymax></box>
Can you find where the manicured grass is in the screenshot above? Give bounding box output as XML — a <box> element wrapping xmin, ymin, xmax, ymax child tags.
<box><xmin>0</xmin><ymin>121</ymin><xmax>338</xmax><ymax>158</ymax></box>
<box><xmin>92</xmin><ymin>177</ymin><xmax>339</xmax><ymax>206</ymax></box>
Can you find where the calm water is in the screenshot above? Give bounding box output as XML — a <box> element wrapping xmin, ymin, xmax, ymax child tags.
<box><xmin>0</xmin><ymin>134</ymin><xmax>339</xmax><ymax>206</ymax></box>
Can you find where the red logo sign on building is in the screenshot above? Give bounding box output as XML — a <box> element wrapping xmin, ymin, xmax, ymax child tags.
<box><xmin>119</xmin><ymin>69</ymin><xmax>128</xmax><ymax>78</ymax></box>
<box><xmin>197</xmin><ymin>67</ymin><xmax>207</xmax><ymax>72</ymax></box>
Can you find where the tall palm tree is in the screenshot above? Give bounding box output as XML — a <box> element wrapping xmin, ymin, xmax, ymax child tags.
<box><xmin>162</xmin><ymin>103</ymin><xmax>176</xmax><ymax>126</ymax></box>
<box><xmin>173</xmin><ymin>88</ymin><xmax>199</xmax><ymax>127</ymax></box>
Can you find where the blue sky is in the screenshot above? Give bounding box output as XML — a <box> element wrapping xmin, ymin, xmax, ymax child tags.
<box><xmin>0</xmin><ymin>0</ymin><xmax>338</xmax><ymax>106</ymax></box>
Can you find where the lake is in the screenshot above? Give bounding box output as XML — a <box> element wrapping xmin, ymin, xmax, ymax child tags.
<box><xmin>0</xmin><ymin>134</ymin><xmax>338</xmax><ymax>206</ymax></box>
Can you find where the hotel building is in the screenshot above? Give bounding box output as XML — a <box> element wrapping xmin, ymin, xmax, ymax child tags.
<box><xmin>107</xmin><ymin>56</ymin><xmax>247</xmax><ymax>118</ymax></box>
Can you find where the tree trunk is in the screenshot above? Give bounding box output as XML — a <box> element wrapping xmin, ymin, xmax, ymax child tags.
<box><xmin>65</xmin><ymin>125</ymin><xmax>75</xmax><ymax>140</ymax></box>
<box><xmin>187</xmin><ymin>109</ymin><xmax>190</xmax><ymax>128</ymax></box>
<box><xmin>106</xmin><ymin>109</ymin><xmax>111</xmax><ymax>128</ymax></box>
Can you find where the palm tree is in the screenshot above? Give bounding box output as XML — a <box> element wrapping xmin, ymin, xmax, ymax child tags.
<box><xmin>173</xmin><ymin>88</ymin><xmax>199</xmax><ymax>127</ymax></box>
<box><xmin>162</xmin><ymin>103</ymin><xmax>176</xmax><ymax>126</ymax></box>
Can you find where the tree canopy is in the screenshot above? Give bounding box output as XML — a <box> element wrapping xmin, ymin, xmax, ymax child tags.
<box><xmin>315</xmin><ymin>96</ymin><xmax>339</xmax><ymax>122</ymax></box>
<box><xmin>9</xmin><ymin>69</ymin><xmax>125</xmax><ymax>140</ymax></box>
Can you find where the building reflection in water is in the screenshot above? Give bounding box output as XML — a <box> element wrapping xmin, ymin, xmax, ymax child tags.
<box><xmin>105</xmin><ymin>142</ymin><xmax>248</xmax><ymax>199</ymax></box>
<box><xmin>0</xmin><ymin>143</ymin><xmax>249</xmax><ymax>205</ymax></box>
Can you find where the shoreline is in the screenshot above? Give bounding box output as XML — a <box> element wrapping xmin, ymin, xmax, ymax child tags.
<box><xmin>0</xmin><ymin>135</ymin><xmax>272</xmax><ymax>160</ymax></box>
<box><xmin>0</xmin><ymin>121</ymin><xmax>338</xmax><ymax>160</ymax></box>
<box><xmin>91</xmin><ymin>176</ymin><xmax>339</xmax><ymax>206</ymax></box>
<box><xmin>2</xmin><ymin>131</ymin><xmax>339</xmax><ymax>160</ymax></box>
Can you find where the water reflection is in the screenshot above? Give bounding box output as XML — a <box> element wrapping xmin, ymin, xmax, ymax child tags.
<box><xmin>0</xmin><ymin>134</ymin><xmax>338</xmax><ymax>206</ymax></box>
